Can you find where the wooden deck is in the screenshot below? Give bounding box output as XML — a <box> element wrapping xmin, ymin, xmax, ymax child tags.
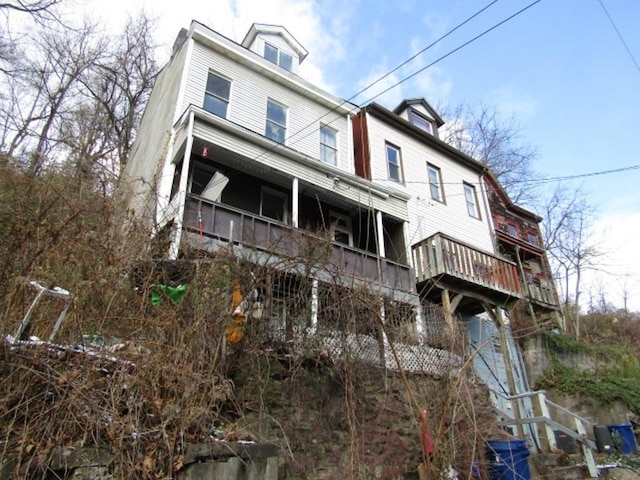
<box><xmin>412</xmin><ymin>233</ymin><xmax>522</xmax><ymax>308</ymax></box>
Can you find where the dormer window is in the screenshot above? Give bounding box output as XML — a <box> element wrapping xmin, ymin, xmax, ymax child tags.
<box><xmin>264</xmin><ymin>43</ymin><xmax>293</xmax><ymax>71</ymax></box>
<box><xmin>408</xmin><ymin>109</ymin><xmax>435</xmax><ymax>134</ymax></box>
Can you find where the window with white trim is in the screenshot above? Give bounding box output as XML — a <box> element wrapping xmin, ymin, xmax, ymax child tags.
<box><xmin>427</xmin><ymin>163</ymin><xmax>444</xmax><ymax>202</ymax></box>
<box><xmin>265</xmin><ymin>99</ymin><xmax>287</xmax><ymax>143</ymax></box>
<box><xmin>203</xmin><ymin>72</ymin><xmax>231</xmax><ymax>118</ymax></box>
<box><xmin>463</xmin><ymin>183</ymin><xmax>480</xmax><ymax>219</ymax></box>
<box><xmin>386</xmin><ymin>143</ymin><xmax>403</xmax><ymax>182</ymax></box>
<box><xmin>320</xmin><ymin>125</ymin><xmax>337</xmax><ymax>165</ymax></box>
<box><xmin>409</xmin><ymin>109</ymin><xmax>434</xmax><ymax>134</ymax></box>
<box><xmin>264</xmin><ymin>43</ymin><xmax>293</xmax><ymax>71</ymax></box>
<box><xmin>329</xmin><ymin>211</ymin><xmax>353</xmax><ymax>247</ymax></box>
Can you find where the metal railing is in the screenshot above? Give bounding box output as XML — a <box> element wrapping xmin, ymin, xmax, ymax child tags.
<box><xmin>412</xmin><ymin>233</ymin><xmax>521</xmax><ymax>297</ymax></box>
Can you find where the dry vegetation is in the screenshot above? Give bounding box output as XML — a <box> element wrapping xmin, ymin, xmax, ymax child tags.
<box><xmin>0</xmin><ymin>163</ymin><xmax>499</xmax><ymax>479</ymax></box>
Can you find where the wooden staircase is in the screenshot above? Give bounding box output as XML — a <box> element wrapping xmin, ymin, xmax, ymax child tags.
<box><xmin>492</xmin><ymin>390</ymin><xmax>599</xmax><ymax>478</ymax></box>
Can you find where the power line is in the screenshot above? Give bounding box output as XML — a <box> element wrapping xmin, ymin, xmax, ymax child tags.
<box><xmin>597</xmin><ymin>0</ymin><xmax>640</xmax><ymax>76</ymax></box>
<box><xmin>360</xmin><ymin>0</ymin><xmax>544</xmax><ymax>106</ymax></box>
<box><xmin>246</xmin><ymin>0</ymin><xmax>505</xmax><ymax>163</ymax></box>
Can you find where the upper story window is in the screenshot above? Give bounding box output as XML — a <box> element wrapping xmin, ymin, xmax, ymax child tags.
<box><xmin>265</xmin><ymin>99</ymin><xmax>287</xmax><ymax>143</ymax></box>
<box><xmin>507</xmin><ymin>223</ymin><xmax>518</xmax><ymax>237</ymax></box>
<box><xmin>427</xmin><ymin>163</ymin><xmax>444</xmax><ymax>202</ymax></box>
<box><xmin>463</xmin><ymin>183</ymin><xmax>480</xmax><ymax>219</ymax></box>
<box><xmin>527</xmin><ymin>232</ymin><xmax>539</xmax><ymax>246</ymax></box>
<box><xmin>264</xmin><ymin>43</ymin><xmax>293</xmax><ymax>71</ymax></box>
<box><xmin>320</xmin><ymin>125</ymin><xmax>337</xmax><ymax>165</ymax></box>
<box><xmin>386</xmin><ymin>143</ymin><xmax>403</xmax><ymax>182</ymax></box>
<box><xmin>409</xmin><ymin>109</ymin><xmax>434</xmax><ymax>134</ymax></box>
<box><xmin>204</xmin><ymin>72</ymin><xmax>231</xmax><ymax>118</ymax></box>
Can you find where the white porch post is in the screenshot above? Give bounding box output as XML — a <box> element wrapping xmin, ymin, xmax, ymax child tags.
<box><xmin>310</xmin><ymin>279</ymin><xmax>318</xmax><ymax>334</ymax></box>
<box><xmin>376</xmin><ymin>210</ymin><xmax>386</xmax><ymax>258</ymax></box>
<box><xmin>169</xmin><ymin>111</ymin><xmax>194</xmax><ymax>260</ymax></box>
<box><xmin>292</xmin><ymin>177</ymin><xmax>299</xmax><ymax>228</ymax></box>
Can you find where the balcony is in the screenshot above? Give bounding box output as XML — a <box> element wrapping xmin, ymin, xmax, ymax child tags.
<box><xmin>412</xmin><ymin>233</ymin><xmax>522</xmax><ymax>310</ymax></box>
<box><xmin>183</xmin><ymin>195</ymin><xmax>416</xmax><ymax>300</ymax></box>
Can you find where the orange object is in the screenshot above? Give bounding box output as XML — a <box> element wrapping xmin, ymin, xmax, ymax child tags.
<box><xmin>226</xmin><ymin>282</ymin><xmax>245</xmax><ymax>345</ymax></box>
<box><xmin>420</xmin><ymin>410</ymin><xmax>434</xmax><ymax>457</ymax></box>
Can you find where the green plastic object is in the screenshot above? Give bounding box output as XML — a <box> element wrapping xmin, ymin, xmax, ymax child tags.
<box><xmin>150</xmin><ymin>284</ymin><xmax>188</xmax><ymax>306</ymax></box>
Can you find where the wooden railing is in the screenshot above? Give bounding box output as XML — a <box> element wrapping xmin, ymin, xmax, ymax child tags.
<box><xmin>492</xmin><ymin>390</ymin><xmax>598</xmax><ymax>478</ymax></box>
<box><xmin>412</xmin><ymin>233</ymin><xmax>521</xmax><ymax>297</ymax></box>
<box><xmin>524</xmin><ymin>280</ymin><xmax>557</xmax><ymax>307</ymax></box>
<box><xmin>184</xmin><ymin>195</ymin><xmax>414</xmax><ymax>292</ymax></box>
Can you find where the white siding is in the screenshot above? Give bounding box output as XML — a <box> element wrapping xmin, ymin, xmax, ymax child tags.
<box><xmin>366</xmin><ymin>115</ymin><xmax>494</xmax><ymax>253</ymax></box>
<box><xmin>122</xmin><ymin>42</ymin><xmax>190</xmax><ymax>219</ymax></box>
<box><xmin>182</xmin><ymin>41</ymin><xmax>353</xmax><ymax>175</ymax></box>
<box><xmin>193</xmin><ymin>114</ymin><xmax>408</xmax><ymax>221</ymax></box>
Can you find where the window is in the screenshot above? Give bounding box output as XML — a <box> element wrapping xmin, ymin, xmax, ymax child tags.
<box><xmin>264</xmin><ymin>43</ymin><xmax>293</xmax><ymax>71</ymax></box>
<box><xmin>507</xmin><ymin>224</ymin><xmax>518</xmax><ymax>237</ymax></box>
<box><xmin>203</xmin><ymin>72</ymin><xmax>230</xmax><ymax>118</ymax></box>
<box><xmin>409</xmin><ymin>109</ymin><xmax>434</xmax><ymax>134</ymax></box>
<box><xmin>265</xmin><ymin>99</ymin><xmax>287</xmax><ymax>143</ymax></box>
<box><xmin>427</xmin><ymin>163</ymin><xmax>444</xmax><ymax>202</ymax></box>
<box><xmin>320</xmin><ymin>125</ymin><xmax>337</xmax><ymax>165</ymax></box>
<box><xmin>463</xmin><ymin>183</ymin><xmax>480</xmax><ymax>219</ymax></box>
<box><xmin>386</xmin><ymin>144</ymin><xmax>403</xmax><ymax>182</ymax></box>
<box><xmin>527</xmin><ymin>232</ymin><xmax>539</xmax><ymax>246</ymax></box>
<box><xmin>329</xmin><ymin>211</ymin><xmax>353</xmax><ymax>247</ymax></box>
<box><xmin>260</xmin><ymin>187</ymin><xmax>289</xmax><ymax>224</ymax></box>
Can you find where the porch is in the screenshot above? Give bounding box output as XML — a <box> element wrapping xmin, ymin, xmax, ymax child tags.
<box><xmin>412</xmin><ymin>232</ymin><xmax>522</xmax><ymax>312</ymax></box>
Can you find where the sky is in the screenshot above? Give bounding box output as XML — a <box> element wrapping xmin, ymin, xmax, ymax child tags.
<box><xmin>58</xmin><ymin>0</ymin><xmax>640</xmax><ymax>311</ymax></box>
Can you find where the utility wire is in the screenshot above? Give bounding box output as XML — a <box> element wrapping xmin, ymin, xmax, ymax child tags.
<box><xmin>359</xmin><ymin>0</ymin><xmax>543</xmax><ymax>106</ymax></box>
<box><xmin>597</xmin><ymin>0</ymin><xmax>640</xmax><ymax>76</ymax></box>
<box><xmin>245</xmin><ymin>0</ymin><xmax>506</xmax><ymax>163</ymax></box>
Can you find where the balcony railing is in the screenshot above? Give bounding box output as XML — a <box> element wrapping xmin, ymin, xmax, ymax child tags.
<box><xmin>184</xmin><ymin>195</ymin><xmax>414</xmax><ymax>293</ymax></box>
<box><xmin>524</xmin><ymin>280</ymin><xmax>558</xmax><ymax>308</ymax></box>
<box><xmin>412</xmin><ymin>233</ymin><xmax>521</xmax><ymax>298</ymax></box>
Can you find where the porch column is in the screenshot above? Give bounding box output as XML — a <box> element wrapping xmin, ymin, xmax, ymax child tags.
<box><xmin>310</xmin><ymin>279</ymin><xmax>318</xmax><ymax>334</ymax></box>
<box><xmin>292</xmin><ymin>177</ymin><xmax>299</xmax><ymax>228</ymax></box>
<box><xmin>376</xmin><ymin>210</ymin><xmax>386</xmax><ymax>258</ymax></box>
<box><xmin>169</xmin><ymin>111</ymin><xmax>194</xmax><ymax>260</ymax></box>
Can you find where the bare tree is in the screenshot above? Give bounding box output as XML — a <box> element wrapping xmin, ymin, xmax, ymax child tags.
<box><xmin>441</xmin><ymin>103</ymin><xmax>539</xmax><ymax>204</ymax></box>
<box><xmin>539</xmin><ymin>184</ymin><xmax>602</xmax><ymax>337</ymax></box>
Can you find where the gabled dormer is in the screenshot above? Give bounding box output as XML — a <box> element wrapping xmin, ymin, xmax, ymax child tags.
<box><xmin>241</xmin><ymin>23</ymin><xmax>308</xmax><ymax>74</ymax></box>
<box><xmin>393</xmin><ymin>98</ymin><xmax>444</xmax><ymax>138</ymax></box>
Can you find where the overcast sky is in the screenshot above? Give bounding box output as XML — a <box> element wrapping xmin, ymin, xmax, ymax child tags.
<box><xmin>59</xmin><ymin>0</ymin><xmax>640</xmax><ymax>311</ymax></box>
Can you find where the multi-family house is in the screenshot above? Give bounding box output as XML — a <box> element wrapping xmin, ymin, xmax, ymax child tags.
<box><xmin>122</xmin><ymin>22</ymin><xmax>420</xmax><ymax>332</ymax></box>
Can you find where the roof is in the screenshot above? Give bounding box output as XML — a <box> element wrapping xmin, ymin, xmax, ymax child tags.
<box><xmin>363</xmin><ymin>102</ymin><xmax>486</xmax><ymax>174</ymax></box>
<box><xmin>241</xmin><ymin>23</ymin><xmax>309</xmax><ymax>62</ymax></box>
<box><xmin>393</xmin><ymin>98</ymin><xmax>445</xmax><ymax>127</ymax></box>
<box><xmin>483</xmin><ymin>171</ymin><xmax>542</xmax><ymax>222</ymax></box>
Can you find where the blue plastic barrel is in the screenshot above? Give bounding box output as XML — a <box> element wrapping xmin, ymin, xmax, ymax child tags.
<box><xmin>486</xmin><ymin>439</ymin><xmax>531</xmax><ymax>480</ymax></box>
<box><xmin>608</xmin><ymin>423</ymin><xmax>637</xmax><ymax>454</ymax></box>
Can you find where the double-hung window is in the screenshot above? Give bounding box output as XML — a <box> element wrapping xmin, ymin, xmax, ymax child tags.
<box><xmin>266</xmin><ymin>99</ymin><xmax>287</xmax><ymax>143</ymax></box>
<box><xmin>203</xmin><ymin>72</ymin><xmax>231</xmax><ymax>118</ymax></box>
<box><xmin>463</xmin><ymin>183</ymin><xmax>480</xmax><ymax>219</ymax></box>
<box><xmin>427</xmin><ymin>163</ymin><xmax>444</xmax><ymax>202</ymax></box>
<box><xmin>320</xmin><ymin>125</ymin><xmax>337</xmax><ymax>165</ymax></box>
<box><xmin>386</xmin><ymin>143</ymin><xmax>403</xmax><ymax>182</ymax></box>
<box><xmin>264</xmin><ymin>43</ymin><xmax>293</xmax><ymax>71</ymax></box>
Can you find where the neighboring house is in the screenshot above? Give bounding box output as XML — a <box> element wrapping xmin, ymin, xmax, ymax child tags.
<box><xmin>484</xmin><ymin>172</ymin><xmax>562</xmax><ymax>324</ymax></box>
<box><xmin>353</xmin><ymin>100</ymin><xmax>522</xmax><ymax>321</ymax></box>
<box><xmin>122</xmin><ymin>22</ymin><xmax>420</xmax><ymax>332</ymax></box>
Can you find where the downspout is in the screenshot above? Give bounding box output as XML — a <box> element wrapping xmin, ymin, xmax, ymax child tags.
<box><xmin>169</xmin><ymin>110</ymin><xmax>195</xmax><ymax>260</ymax></box>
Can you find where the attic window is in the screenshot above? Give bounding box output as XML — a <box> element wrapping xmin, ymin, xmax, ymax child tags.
<box><xmin>408</xmin><ymin>109</ymin><xmax>434</xmax><ymax>134</ymax></box>
<box><xmin>264</xmin><ymin>43</ymin><xmax>293</xmax><ymax>71</ymax></box>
